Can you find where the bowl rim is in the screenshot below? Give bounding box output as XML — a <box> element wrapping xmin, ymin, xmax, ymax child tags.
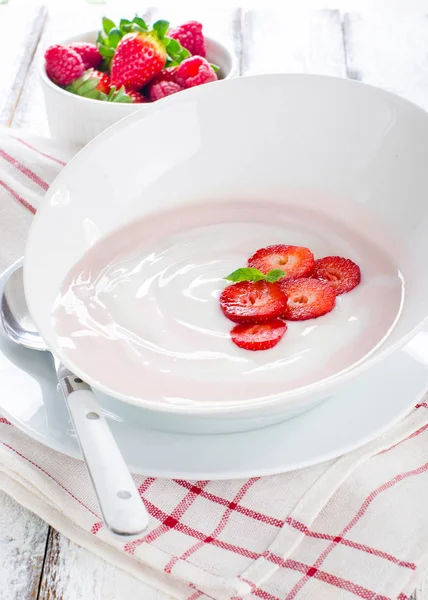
<box><xmin>25</xmin><ymin>72</ymin><xmax>428</xmax><ymax>415</ymax></box>
<box><xmin>38</xmin><ymin>29</ymin><xmax>238</xmax><ymax>107</ymax></box>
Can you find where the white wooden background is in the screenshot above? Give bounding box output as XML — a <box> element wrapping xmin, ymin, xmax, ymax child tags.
<box><xmin>1</xmin><ymin>3</ymin><xmax>428</xmax><ymax>598</ymax></box>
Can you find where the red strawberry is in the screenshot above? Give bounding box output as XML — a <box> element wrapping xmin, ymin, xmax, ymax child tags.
<box><xmin>66</xmin><ymin>69</ymin><xmax>111</xmax><ymax>99</ymax></box>
<box><xmin>111</xmin><ymin>30</ymin><xmax>167</xmax><ymax>90</ymax></box>
<box><xmin>231</xmin><ymin>320</ymin><xmax>287</xmax><ymax>351</ymax></box>
<box><xmin>220</xmin><ymin>281</ymin><xmax>288</xmax><ymax>324</ymax></box>
<box><xmin>45</xmin><ymin>44</ymin><xmax>85</xmax><ymax>86</ymax></box>
<box><xmin>248</xmin><ymin>245</ymin><xmax>314</xmax><ymax>281</ymax></box>
<box><xmin>91</xmin><ymin>70</ymin><xmax>111</xmax><ymax>94</ymax></box>
<box><xmin>313</xmin><ymin>256</ymin><xmax>361</xmax><ymax>295</ymax></box>
<box><xmin>169</xmin><ymin>21</ymin><xmax>206</xmax><ymax>57</ymax></box>
<box><xmin>125</xmin><ymin>89</ymin><xmax>147</xmax><ymax>103</ymax></box>
<box><xmin>176</xmin><ymin>56</ymin><xmax>217</xmax><ymax>88</ymax></box>
<box><xmin>68</xmin><ymin>42</ymin><xmax>102</xmax><ymax>69</ymax></box>
<box><xmin>279</xmin><ymin>278</ymin><xmax>336</xmax><ymax>321</ymax></box>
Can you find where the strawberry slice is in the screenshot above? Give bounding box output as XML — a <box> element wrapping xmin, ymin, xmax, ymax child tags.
<box><xmin>231</xmin><ymin>320</ymin><xmax>287</xmax><ymax>351</ymax></box>
<box><xmin>220</xmin><ymin>281</ymin><xmax>288</xmax><ymax>324</ymax></box>
<box><xmin>313</xmin><ymin>256</ymin><xmax>361</xmax><ymax>295</ymax></box>
<box><xmin>279</xmin><ymin>278</ymin><xmax>336</xmax><ymax>321</ymax></box>
<box><xmin>248</xmin><ymin>245</ymin><xmax>314</xmax><ymax>280</ymax></box>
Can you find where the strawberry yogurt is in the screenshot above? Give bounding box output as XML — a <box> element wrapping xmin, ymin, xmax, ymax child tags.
<box><xmin>52</xmin><ymin>201</ymin><xmax>404</xmax><ymax>406</ymax></box>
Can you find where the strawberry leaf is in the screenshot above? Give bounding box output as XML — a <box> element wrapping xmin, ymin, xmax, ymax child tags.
<box><xmin>225</xmin><ymin>268</ymin><xmax>267</xmax><ymax>283</ymax></box>
<box><xmin>106</xmin><ymin>85</ymin><xmax>133</xmax><ymax>103</ymax></box>
<box><xmin>119</xmin><ymin>18</ymin><xmax>132</xmax><ymax>33</ymax></box>
<box><xmin>265</xmin><ymin>269</ymin><xmax>286</xmax><ymax>283</ymax></box>
<box><xmin>132</xmin><ymin>16</ymin><xmax>148</xmax><ymax>30</ymax></box>
<box><xmin>108</xmin><ymin>27</ymin><xmax>122</xmax><ymax>48</ymax></box>
<box><xmin>153</xmin><ymin>19</ymin><xmax>169</xmax><ymax>40</ymax></box>
<box><xmin>102</xmin><ymin>17</ymin><xmax>116</xmax><ymax>35</ymax></box>
<box><xmin>77</xmin><ymin>78</ymin><xmax>99</xmax><ymax>95</ymax></box>
<box><xmin>98</xmin><ymin>44</ymin><xmax>115</xmax><ymax>58</ymax></box>
<box><xmin>165</xmin><ymin>37</ymin><xmax>190</xmax><ymax>65</ymax></box>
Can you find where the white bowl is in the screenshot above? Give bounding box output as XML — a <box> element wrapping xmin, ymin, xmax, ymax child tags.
<box><xmin>39</xmin><ymin>30</ymin><xmax>237</xmax><ymax>147</ymax></box>
<box><xmin>24</xmin><ymin>74</ymin><xmax>428</xmax><ymax>431</ymax></box>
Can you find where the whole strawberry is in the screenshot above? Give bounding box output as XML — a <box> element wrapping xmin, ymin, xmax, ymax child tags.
<box><xmin>67</xmin><ymin>69</ymin><xmax>111</xmax><ymax>100</ymax></box>
<box><xmin>169</xmin><ymin>21</ymin><xmax>206</xmax><ymax>57</ymax></box>
<box><xmin>125</xmin><ymin>90</ymin><xmax>147</xmax><ymax>103</ymax></box>
<box><xmin>90</xmin><ymin>69</ymin><xmax>111</xmax><ymax>94</ymax></box>
<box><xmin>68</xmin><ymin>42</ymin><xmax>102</xmax><ymax>69</ymax></box>
<box><xmin>176</xmin><ymin>56</ymin><xmax>217</xmax><ymax>88</ymax></box>
<box><xmin>45</xmin><ymin>44</ymin><xmax>85</xmax><ymax>86</ymax></box>
<box><xmin>111</xmin><ymin>20</ymin><xmax>170</xmax><ymax>90</ymax></box>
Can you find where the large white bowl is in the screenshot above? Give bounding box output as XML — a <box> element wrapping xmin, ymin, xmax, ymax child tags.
<box><xmin>24</xmin><ymin>74</ymin><xmax>428</xmax><ymax>430</ymax></box>
<box><xmin>39</xmin><ymin>30</ymin><xmax>237</xmax><ymax>147</ymax></box>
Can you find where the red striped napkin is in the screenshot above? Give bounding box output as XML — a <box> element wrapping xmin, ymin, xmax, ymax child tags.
<box><xmin>1</xmin><ymin>127</ymin><xmax>428</xmax><ymax>600</ymax></box>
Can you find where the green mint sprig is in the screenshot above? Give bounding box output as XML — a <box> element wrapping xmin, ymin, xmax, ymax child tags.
<box><xmin>225</xmin><ymin>267</ymin><xmax>286</xmax><ymax>284</ymax></box>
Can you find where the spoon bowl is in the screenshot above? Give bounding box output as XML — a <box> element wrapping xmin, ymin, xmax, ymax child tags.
<box><xmin>0</xmin><ymin>265</ymin><xmax>149</xmax><ymax>537</ymax></box>
<box><xmin>1</xmin><ymin>267</ymin><xmax>48</xmax><ymax>352</ymax></box>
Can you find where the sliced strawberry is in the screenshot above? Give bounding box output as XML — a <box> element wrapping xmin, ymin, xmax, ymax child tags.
<box><xmin>313</xmin><ymin>256</ymin><xmax>361</xmax><ymax>295</ymax></box>
<box><xmin>279</xmin><ymin>278</ymin><xmax>336</xmax><ymax>321</ymax></box>
<box><xmin>231</xmin><ymin>320</ymin><xmax>287</xmax><ymax>351</ymax></box>
<box><xmin>248</xmin><ymin>245</ymin><xmax>314</xmax><ymax>280</ymax></box>
<box><xmin>220</xmin><ymin>281</ymin><xmax>288</xmax><ymax>324</ymax></box>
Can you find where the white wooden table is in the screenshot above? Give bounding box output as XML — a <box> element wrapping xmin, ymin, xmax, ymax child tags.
<box><xmin>1</xmin><ymin>3</ymin><xmax>428</xmax><ymax>598</ymax></box>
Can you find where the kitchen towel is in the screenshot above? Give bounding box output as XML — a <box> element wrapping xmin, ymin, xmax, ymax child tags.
<box><xmin>0</xmin><ymin>126</ymin><xmax>428</xmax><ymax>600</ymax></box>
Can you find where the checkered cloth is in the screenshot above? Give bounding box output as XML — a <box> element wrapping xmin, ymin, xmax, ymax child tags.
<box><xmin>1</xmin><ymin>127</ymin><xmax>428</xmax><ymax>600</ymax></box>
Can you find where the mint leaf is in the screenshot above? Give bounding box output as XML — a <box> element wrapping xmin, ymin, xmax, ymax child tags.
<box><xmin>102</xmin><ymin>17</ymin><xmax>115</xmax><ymax>35</ymax></box>
<box><xmin>224</xmin><ymin>267</ymin><xmax>286</xmax><ymax>283</ymax></box>
<box><xmin>265</xmin><ymin>269</ymin><xmax>286</xmax><ymax>283</ymax></box>
<box><xmin>225</xmin><ymin>268</ymin><xmax>267</xmax><ymax>283</ymax></box>
<box><xmin>210</xmin><ymin>63</ymin><xmax>220</xmax><ymax>73</ymax></box>
<box><xmin>153</xmin><ymin>19</ymin><xmax>169</xmax><ymax>39</ymax></box>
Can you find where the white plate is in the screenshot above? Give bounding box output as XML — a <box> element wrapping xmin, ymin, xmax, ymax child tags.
<box><xmin>2</xmin><ymin>262</ymin><xmax>428</xmax><ymax>479</ymax></box>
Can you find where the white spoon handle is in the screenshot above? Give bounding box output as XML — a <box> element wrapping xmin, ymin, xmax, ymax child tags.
<box><xmin>63</xmin><ymin>383</ymin><xmax>149</xmax><ymax>537</ymax></box>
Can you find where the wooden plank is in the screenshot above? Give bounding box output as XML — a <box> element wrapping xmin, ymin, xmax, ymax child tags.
<box><xmin>0</xmin><ymin>491</ymin><xmax>48</xmax><ymax>600</ymax></box>
<box><xmin>343</xmin><ymin>11</ymin><xmax>428</xmax><ymax>110</ymax></box>
<box><xmin>11</xmin><ymin>4</ymin><xmax>151</xmax><ymax>134</ymax></box>
<box><xmin>0</xmin><ymin>5</ymin><xmax>47</xmax><ymax>127</ymax></box>
<box><xmin>412</xmin><ymin>578</ymin><xmax>428</xmax><ymax>599</ymax></box>
<box><xmin>38</xmin><ymin>529</ymin><xmax>174</xmax><ymax>600</ymax></box>
<box><xmin>11</xmin><ymin>5</ymin><xmax>107</xmax><ymax>135</ymax></box>
<box><xmin>241</xmin><ymin>8</ymin><xmax>346</xmax><ymax>76</ymax></box>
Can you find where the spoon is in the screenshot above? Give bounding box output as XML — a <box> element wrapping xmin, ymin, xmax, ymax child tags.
<box><xmin>1</xmin><ymin>266</ymin><xmax>149</xmax><ymax>538</ymax></box>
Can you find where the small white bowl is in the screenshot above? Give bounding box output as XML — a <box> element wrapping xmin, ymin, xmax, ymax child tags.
<box><xmin>24</xmin><ymin>74</ymin><xmax>428</xmax><ymax>432</ymax></box>
<box><xmin>39</xmin><ymin>30</ymin><xmax>238</xmax><ymax>147</ymax></box>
